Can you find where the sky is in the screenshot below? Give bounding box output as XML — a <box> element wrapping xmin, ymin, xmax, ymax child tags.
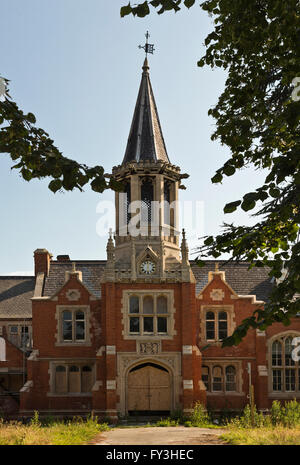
<box><xmin>0</xmin><ymin>0</ymin><xmax>267</xmax><ymax>275</ymax></box>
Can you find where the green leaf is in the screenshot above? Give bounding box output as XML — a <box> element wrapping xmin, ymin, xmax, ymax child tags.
<box><xmin>48</xmin><ymin>179</ymin><xmax>62</xmax><ymax>193</ymax></box>
<box><xmin>184</xmin><ymin>0</ymin><xmax>195</xmax><ymax>8</ymax></box>
<box><xmin>211</xmin><ymin>172</ymin><xmax>223</xmax><ymax>183</ymax></box>
<box><xmin>224</xmin><ymin>200</ymin><xmax>241</xmax><ymax>213</ymax></box>
<box><xmin>26</xmin><ymin>112</ymin><xmax>36</xmax><ymax>124</ymax></box>
<box><xmin>120</xmin><ymin>3</ymin><xmax>132</xmax><ymax>17</ymax></box>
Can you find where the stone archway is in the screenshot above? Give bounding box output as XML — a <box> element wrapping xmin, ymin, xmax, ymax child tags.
<box><xmin>127</xmin><ymin>362</ymin><xmax>171</xmax><ymax>414</ymax></box>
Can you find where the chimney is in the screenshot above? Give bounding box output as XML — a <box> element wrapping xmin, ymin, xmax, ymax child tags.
<box><xmin>34</xmin><ymin>249</ymin><xmax>51</xmax><ymax>276</ymax></box>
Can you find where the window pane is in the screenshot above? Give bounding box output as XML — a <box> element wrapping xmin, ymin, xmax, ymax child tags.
<box><xmin>69</xmin><ymin>366</ymin><xmax>80</xmax><ymax>393</ymax></box>
<box><xmin>63</xmin><ymin>311</ymin><xmax>72</xmax><ymax>321</ymax></box>
<box><xmin>202</xmin><ymin>366</ymin><xmax>209</xmax><ymax>391</ymax></box>
<box><xmin>129</xmin><ymin>296</ymin><xmax>139</xmax><ymax>314</ymax></box>
<box><xmin>212</xmin><ymin>366</ymin><xmax>223</xmax><ymax>391</ymax></box>
<box><xmin>157</xmin><ymin>296</ymin><xmax>168</xmax><ymax>314</ymax></box>
<box><xmin>70</xmin><ymin>365</ymin><xmax>79</xmax><ymax>372</ymax></box>
<box><xmin>272</xmin><ymin>341</ymin><xmax>282</xmax><ymax>366</ymax></box>
<box><xmin>55</xmin><ymin>366</ymin><xmax>67</xmax><ymax>393</ymax></box>
<box><xmin>75</xmin><ymin>321</ymin><xmax>85</xmax><ymax>340</ymax></box>
<box><xmin>285</xmin><ymin>368</ymin><xmax>296</xmax><ymax>391</ymax></box>
<box><xmin>56</xmin><ymin>365</ymin><xmax>66</xmax><ymax>372</ymax></box>
<box><xmin>218</xmin><ymin>321</ymin><xmax>228</xmax><ymax>340</ymax></box>
<box><xmin>157</xmin><ymin>317</ymin><xmax>167</xmax><ymax>333</ymax></box>
<box><xmin>130</xmin><ymin>317</ymin><xmax>140</xmax><ymax>333</ymax></box>
<box><xmin>143</xmin><ymin>317</ymin><xmax>154</xmax><ymax>333</ymax></box>
<box><xmin>76</xmin><ymin>311</ymin><xmax>85</xmax><ymax>321</ymax></box>
<box><xmin>218</xmin><ymin>312</ymin><xmax>227</xmax><ymax>321</ymax></box>
<box><xmin>285</xmin><ymin>337</ymin><xmax>295</xmax><ymax>366</ymax></box>
<box><xmin>206</xmin><ymin>321</ymin><xmax>215</xmax><ymax>340</ymax></box>
<box><xmin>63</xmin><ymin>321</ymin><xmax>72</xmax><ymax>341</ymax></box>
<box><xmin>82</xmin><ymin>366</ymin><xmax>93</xmax><ymax>392</ymax></box>
<box><xmin>143</xmin><ymin>296</ymin><xmax>154</xmax><ymax>314</ymax></box>
<box><xmin>273</xmin><ymin>369</ymin><xmax>282</xmax><ymax>391</ymax></box>
<box><xmin>225</xmin><ymin>366</ymin><xmax>236</xmax><ymax>391</ymax></box>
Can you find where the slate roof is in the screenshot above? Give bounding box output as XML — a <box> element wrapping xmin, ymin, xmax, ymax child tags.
<box><xmin>122</xmin><ymin>58</ymin><xmax>170</xmax><ymax>165</ymax></box>
<box><xmin>43</xmin><ymin>260</ymin><xmax>273</xmax><ymax>302</ymax></box>
<box><xmin>190</xmin><ymin>260</ymin><xmax>273</xmax><ymax>302</ymax></box>
<box><xmin>43</xmin><ymin>261</ymin><xmax>107</xmax><ymax>299</ymax></box>
<box><xmin>0</xmin><ymin>277</ymin><xmax>35</xmax><ymax>318</ymax></box>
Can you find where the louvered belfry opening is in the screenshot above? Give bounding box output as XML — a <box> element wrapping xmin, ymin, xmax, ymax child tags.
<box><xmin>141</xmin><ymin>177</ymin><xmax>154</xmax><ymax>226</ymax></box>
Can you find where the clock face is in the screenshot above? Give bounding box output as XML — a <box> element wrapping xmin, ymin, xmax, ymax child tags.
<box><xmin>140</xmin><ymin>260</ymin><xmax>156</xmax><ymax>275</ymax></box>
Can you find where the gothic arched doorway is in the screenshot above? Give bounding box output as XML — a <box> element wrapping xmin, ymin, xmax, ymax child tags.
<box><xmin>127</xmin><ymin>362</ymin><xmax>171</xmax><ymax>415</ymax></box>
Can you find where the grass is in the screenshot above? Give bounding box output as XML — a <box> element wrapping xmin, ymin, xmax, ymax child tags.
<box><xmin>221</xmin><ymin>427</ymin><xmax>300</xmax><ymax>445</ymax></box>
<box><xmin>155</xmin><ymin>402</ymin><xmax>220</xmax><ymax>428</ymax></box>
<box><xmin>221</xmin><ymin>399</ymin><xmax>300</xmax><ymax>445</ymax></box>
<box><xmin>0</xmin><ymin>412</ymin><xmax>110</xmax><ymax>445</ymax></box>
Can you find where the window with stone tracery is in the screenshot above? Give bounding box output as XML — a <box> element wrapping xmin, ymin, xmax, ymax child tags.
<box><xmin>202</xmin><ymin>364</ymin><xmax>238</xmax><ymax>393</ymax></box>
<box><xmin>129</xmin><ymin>294</ymin><xmax>168</xmax><ymax>336</ymax></box>
<box><xmin>270</xmin><ymin>334</ymin><xmax>300</xmax><ymax>393</ymax></box>
<box><xmin>54</xmin><ymin>364</ymin><xmax>93</xmax><ymax>394</ymax></box>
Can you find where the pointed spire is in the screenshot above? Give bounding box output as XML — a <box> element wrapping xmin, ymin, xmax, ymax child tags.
<box><xmin>122</xmin><ymin>59</ymin><xmax>170</xmax><ymax>165</ymax></box>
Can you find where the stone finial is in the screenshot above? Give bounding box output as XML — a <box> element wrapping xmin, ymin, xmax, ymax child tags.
<box><xmin>106</xmin><ymin>229</ymin><xmax>115</xmax><ymax>265</ymax></box>
<box><xmin>71</xmin><ymin>261</ymin><xmax>76</xmax><ymax>273</ymax></box>
<box><xmin>181</xmin><ymin>229</ymin><xmax>189</xmax><ymax>260</ymax></box>
<box><xmin>215</xmin><ymin>262</ymin><xmax>219</xmax><ymax>272</ymax></box>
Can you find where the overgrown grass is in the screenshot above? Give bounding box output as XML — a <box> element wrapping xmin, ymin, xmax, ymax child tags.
<box><xmin>221</xmin><ymin>400</ymin><xmax>300</xmax><ymax>445</ymax></box>
<box><xmin>0</xmin><ymin>412</ymin><xmax>109</xmax><ymax>445</ymax></box>
<box><xmin>156</xmin><ymin>402</ymin><xmax>218</xmax><ymax>428</ymax></box>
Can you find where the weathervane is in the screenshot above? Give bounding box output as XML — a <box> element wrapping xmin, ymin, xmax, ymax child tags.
<box><xmin>138</xmin><ymin>31</ymin><xmax>155</xmax><ymax>57</ymax></box>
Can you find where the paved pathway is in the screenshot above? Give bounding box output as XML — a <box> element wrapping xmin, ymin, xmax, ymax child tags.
<box><xmin>94</xmin><ymin>426</ymin><xmax>227</xmax><ymax>445</ymax></box>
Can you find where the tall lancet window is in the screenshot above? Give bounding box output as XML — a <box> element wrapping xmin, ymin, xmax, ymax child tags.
<box><xmin>141</xmin><ymin>178</ymin><xmax>154</xmax><ymax>225</ymax></box>
<box><xmin>120</xmin><ymin>181</ymin><xmax>131</xmax><ymax>229</ymax></box>
<box><xmin>125</xmin><ymin>182</ymin><xmax>131</xmax><ymax>226</ymax></box>
<box><xmin>164</xmin><ymin>180</ymin><xmax>171</xmax><ymax>226</ymax></box>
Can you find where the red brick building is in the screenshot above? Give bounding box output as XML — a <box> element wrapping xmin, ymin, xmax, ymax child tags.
<box><xmin>1</xmin><ymin>59</ymin><xmax>299</xmax><ymax>419</ymax></box>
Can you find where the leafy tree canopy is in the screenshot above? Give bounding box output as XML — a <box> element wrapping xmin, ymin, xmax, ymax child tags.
<box><xmin>121</xmin><ymin>0</ymin><xmax>300</xmax><ymax>346</ymax></box>
<box><xmin>0</xmin><ymin>78</ymin><xmax>121</xmax><ymax>193</ymax></box>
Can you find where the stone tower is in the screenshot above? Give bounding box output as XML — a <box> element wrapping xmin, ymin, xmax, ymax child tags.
<box><xmin>104</xmin><ymin>58</ymin><xmax>194</xmax><ymax>284</ymax></box>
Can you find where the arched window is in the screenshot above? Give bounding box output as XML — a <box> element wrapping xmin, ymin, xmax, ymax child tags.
<box><xmin>125</xmin><ymin>182</ymin><xmax>131</xmax><ymax>226</ymax></box>
<box><xmin>129</xmin><ymin>296</ymin><xmax>139</xmax><ymax>314</ymax></box>
<box><xmin>75</xmin><ymin>311</ymin><xmax>85</xmax><ymax>341</ymax></box>
<box><xmin>218</xmin><ymin>312</ymin><xmax>228</xmax><ymax>340</ymax></box>
<box><xmin>206</xmin><ymin>312</ymin><xmax>215</xmax><ymax>340</ymax></box>
<box><xmin>55</xmin><ymin>366</ymin><xmax>67</xmax><ymax>393</ymax></box>
<box><xmin>62</xmin><ymin>311</ymin><xmax>72</xmax><ymax>341</ymax></box>
<box><xmin>202</xmin><ymin>366</ymin><xmax>209</xmax><ymax>391</ymax></box>
<box><xmin>164</xmin><ymin>180</ymin><xmax>170</xmax><ymax>225</ymax></box>
<box><xmin>157</xmin><ymin>296</ymin><xmax>168</xmax><ymax>314</ymax></box>
<box><xmin>0</xmin><ymin>337</ymin><xmax>6</xmax><ymax>362</ymax></box>
<box><xmin>212</xmin><ymin>366</ymin><xmax>223</xmax><ymax>391</ymax></box>
<box><xmin>81</xmin><ymin>366</ymin><xmax>93</xmax><ymax>392</ymax></box>
<box><xmin>143</xmin><ymin>296</ymin><xmax>154</xmax><ymax>314</ymax></box>
<box><xmin>141</xmin><ymin>178</ymin><xmax>154</xmax><ymax>224</ymax></box>
<box><xmin>225</xmin><ymin>366</ymin><xmax>236</xmax><ymax>391</ymax></box>
<box><xmin>271</xmin><ymin>334</ymin><xmax>300</xmax><ymax>392</ymax></box>
<box><xmin>69</xmin><ymin>366</ymin><xmax>80</xmax><ymax>393</ymax></box>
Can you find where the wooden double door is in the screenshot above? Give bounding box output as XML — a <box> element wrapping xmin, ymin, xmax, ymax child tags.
<box><xmin>127</xmin><ymin>362</ymin><xmax>171</xmax><ymax>413</ymax></box>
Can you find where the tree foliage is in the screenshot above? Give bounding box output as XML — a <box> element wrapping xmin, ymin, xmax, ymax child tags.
<box><xmin>121</xmin><ymin>0</ymin><xmax>300</xmax><ymax>345</ymax></box>
<box><xmin>0</xmin><ymin>78</ymin><xmax>121</xmax><ymax>193</ymax></box>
